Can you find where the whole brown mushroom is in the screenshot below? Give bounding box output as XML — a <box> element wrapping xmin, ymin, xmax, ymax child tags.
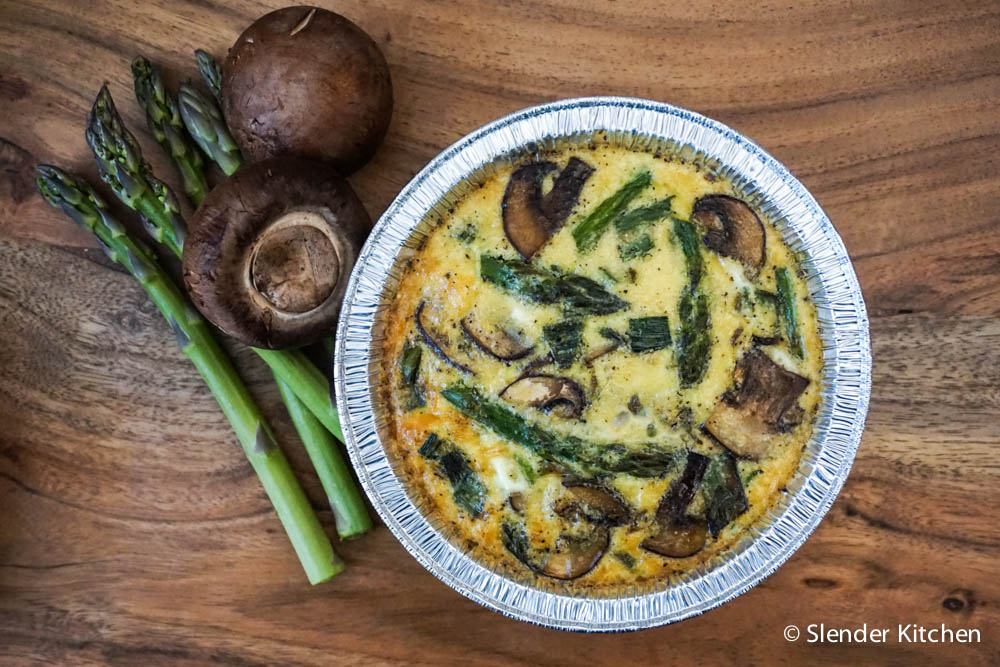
<box><xmin>182</xmin><ymin>156</ymin><xmax>370</xmax><ymax>349</ymax></box>
<box><xmin>222</xmin><ymin>6</ymin><xmax>393</xmax><ymax>173</ymax></box>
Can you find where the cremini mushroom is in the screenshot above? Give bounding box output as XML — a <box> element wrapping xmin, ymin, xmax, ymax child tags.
<box><xmin>704</xmin><ymin>348</ymin><xmax>809</xmax><ymax>460</ymax></box>
<box><xmin>691</xmin><ymin>194</ymin><xmax>766</xmax><ymax>279</ymax></box>
<box><xmin>183</xmin><ymin>156</ymin><xmax>369</xmax><ymax>349</ymax></box>
<box><xmin>501</xmin><ymin>157</ymin><xmax>594</xmax><ymax>258</ymax></box>
<box><xmin>221</xmin><ymin>6</ymin><xmax>393</xmax><ymax>173</ymax></box>
<box><xmin>460</xmin><ymin>309</ymin><xmax>534</xmax><ymax>360</ymax></box>
<box><xmin>499</xmin><ymin>375</ymin><xmax>586</xmax><ymax>418</ymax></box>
<box><xmin>415</xmin><ymin>301</ymin><xmax>473</xmax><ymax>373</ymax></box>
<box><xmin>641</xmin><ymin>451</ymin><xmax>709</xmax><ymax>558</ymax></box>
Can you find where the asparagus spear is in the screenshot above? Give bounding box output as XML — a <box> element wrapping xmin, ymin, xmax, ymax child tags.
<box><xmin>418</xmin><ymin>433</ymin><xmax>486</xmax><ymax>517</ymax></box>
<box><xmin>775</xmin><ymin>267</ymin><xmax>804</xmax><ymax>358</ymax></box>
<box><xmin>572</xmin><ymin>170</ymin><xmax>652</xmax><ymax>252</ymax></box>
<box><xmin>86</xmin><ymin>85</ymin><xmax>186</xmax><ymax>258</ymax></box>
<box><xmin>85</xmin><ymin>85</ymin><xmax>371</xmax><ymax>538</ymax></box>
<box><xmin>276</xmin><ymin>380</ymin><xmax>370</xmax><ymax>539</ymax></box>
<box><xmin>36</xmin><ymin>165</ymin><xmax>343</xmax><ymax>584</ymax></box>
<box><xmin>441</xmin><ymin>384</ymin><xmax>682</xmax><ymax>478</ymax></box>
<box><xmin>194</xmin><ymin>49</ymin><xmax>222</xmax><ymax>102</ymax></box>
<box><xmin>131</xmin><ymin>57</ymin><xmax>209</xmax><ymax>206</ymax></box>
<box><xmin>480</xmin><ymin>254</ymin><xmax>628</xmax><ymax>316</ymax></box>
<box><xmin>614</xmin><ymin>197</ymin><xmax>673</xmax><ymax>234</ymax></box>
<box><xmin>177</xmin><ymin>82</ymin><xmax>243</xmax><ymax>175</ymax></box>
<box><xmin>672</xmin><ymin>218</ymin><xmax>711</xmax><ymax>387</ymax></box>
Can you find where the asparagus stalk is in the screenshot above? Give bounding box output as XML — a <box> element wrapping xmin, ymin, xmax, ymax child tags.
<box><xmin>85</xmin><ymin>85</ymin><xmax>371</xmax><ymax>537</ymax></box>
<box><xmin>441</xmin><ymin>383</ymin><xmax>682</xmax><ymax>478</ymax></box>
<box><xmin>672</xmin><ymin>218</ymin><xmax>711</xmax><ymax>387</ymax></box>
<box><xmin>131</xmin><ymin>57</ymin><xmax>209</xmax><ymax>206</ymax></box>
<box><xmin>86</xmin><ymin>85</ymin><xmax>187</xmax><ymax>258</ymax></box>
<box><xmin>194</xmin><ymin>49</ymin><xmax>223</xmax><ymax>102</ymax></box>
<box><xmin>418</xmin><ymin>433</ymin><xmax>486</xmax><ymax>517</ymax></box>
<box><xmin>775</xmin><ymin>267</ymin><xmax>804</xmax><ymax>358</ymax></box>
<box><xmin>572</xmin><ymin>170</ymin><xmax>652</xmax><ymax>252</ymax></box>
<box><xmin>479</xmin><ymin>254</ymin><xmax>629</xmax><ymax>316</ymax></box>
<box><xmin>177</xmin><ymin>82</ymin><xmax>243</xmax><ymax>175</ymax></box>
<box><xmin>277</xmin><ymin>380</ymin><xmax>371</xmax><ymax>539</ymax></box>
<box><xmin>36</xmin><ymin>165</ymin><xmax>343</xmax><ymax>584</ymax></box>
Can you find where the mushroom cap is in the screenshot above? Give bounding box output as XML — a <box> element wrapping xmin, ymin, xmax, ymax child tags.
<box><xmin>501</xmin><ymin>158</ymin><xmax>594</xmax><ymax>259</ymax></box>
<box><xmin>691</xmin><ymin>194</ymin><xmax>766</xmax><ymax>278</ymax></box>
<box><xmin>183</xmin><ymin>156</ymin><xmax>370</xmax><ymax>349</ymax></box>
<box><xmin>704</xmin><ymin>348</ymin><xmax>809</xmax><ymax>460</ymax></box>
<box><xmin>222</xmin><ymin>6</ymin><xmax>393</xmax><ymax>173</ymax></box>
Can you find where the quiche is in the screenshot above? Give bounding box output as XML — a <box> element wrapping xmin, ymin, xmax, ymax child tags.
<box><xmin>380</xmin><ymin>143</ymin><xmax>823</xmax><ymax>591</ymax></box>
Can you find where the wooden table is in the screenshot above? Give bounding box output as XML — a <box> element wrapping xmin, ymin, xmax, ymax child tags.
<box><xmin>2</xmin><ymin>1</ymin><xmax>998</xmax><ymax>664</ymax></box>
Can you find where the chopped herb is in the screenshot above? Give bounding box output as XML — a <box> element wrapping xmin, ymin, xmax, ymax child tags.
<box><xmin>619</xmin><ymin>233</ymin><xmax>654</xmax><ymax>261</ymax></box>
<box><xmin>452</xmin><ymin>221</ymin><xmax>477</xmax><ymax>243</ymax></box>
<box><xmin>599</xmin><ymin>267</ymin><xmax>619</xmax><ymax>284</ymax></box>
<box><xmin>612</xmin><ymin>551</ymin><xmax>637</xmax><ymax>568</ymax></box>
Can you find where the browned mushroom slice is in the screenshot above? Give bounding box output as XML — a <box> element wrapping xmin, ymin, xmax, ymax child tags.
<box><xmin>538</xmin><ymin>157</ymin><xmax>596</xmax><ymax>227</ymax></box>
<box><xmin>502</xmin><ymin>158</ymin><xmax>595</xmax><ymax>259</ymax></box>
<box><xmin>415</xmin><ymin>301</ymin><xmax>472</xmax><ymax>373</ymax></box>
<box><xmin>640</xmin><ymin>517</ymin><xmax>708</xmax><ymax>558</ymax></box>
<box><xmin>508</xmin><ymin>492</ymin><xmax>526</xmax><ymax>513</ymax></box>
<box><xmin>559</xmin><ymin>480</ymin><xmax>630</xmax><ymax>526</ymax></box>
<box><xmin>691</xmin><ymin>194</ymin><xmax>766</xmax><ymax>279</ymax></box>
<box><xmin>641</xmin><ymin>450</ymin><xmax>710</xmax><ymax>558</ymax></box>
<box><xmin>704</xmin><ymin>348</ymin><xmax>809</xmax><ymax>459</ymax></box>
<box><xmin>499</xmin><ymin>375</ymin><xmax>586</xmax><ymax>418</ymax></box>
<box><xmin>501</xmin><ymin>520</ymin><xmax>609</xmax><ymax>580</ymax></box>
<box><xmin>539</xmin><ymin>527</ymin><xmax>610</xmax><ymax>580</ymax></box>
<box><xmin>460</xmin><ymin>309</ymin><xmax>534</xmax><ymax>361</ymax></box>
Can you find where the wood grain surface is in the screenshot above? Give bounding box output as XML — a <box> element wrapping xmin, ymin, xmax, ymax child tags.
<box><xmin>1</xmin><ymin>0</ymin><xmax>999</xmax><ymax>664</ymax></box>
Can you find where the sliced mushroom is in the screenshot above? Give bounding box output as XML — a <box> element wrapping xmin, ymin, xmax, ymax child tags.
<box><xmin>539</xmin><ymin>527</ymin><xmax>610</xmax><ymax>580</ymax></box>
<box><xmin>557</xmin><ymin>479</ymin><xmax>630</xmax><ymax>526</ymax></box>
<box><xmin>508</xmin><ymin>492</ymin><xmax>525</xmax><ymax>513</ymax></box>
<box><xmin>538</xmin><ymin>157</ymin><xmax>596</xmax><ymax>227</ymax></box>
<box><xmin>659</xmin><ymin>450</ymin><xmax>710</xmax><ymax>519</ymax></box>
<box><xmin>501</xmin><ymin>521</ymin><xmax>610</xmax><ymax>581</ymax></box>
<box><xmin>500</xmin><ymin>375</ymin><xmax>586</xmax><ymax>418</ymax></box>
<box><xmin>415</xmin><ymin>301</ymin><xmax>472</xmax><ymax>373</ymax></box>
<box><xmin>460</xmin><ymin>309</ymin><xmax>534</xmax><ymax>360</ymax></box>
<box><xmin>704</xmin><ymin>348</ymin><xmax>809</xmax><ymax>459</ymax></box>
<box><xmin>502</xmin><ymin>158</ymin><xmax>595</xmax><ymax>259</ymax></box>
<box><xmin>640</xmin><ymin>517</ymin><xmax>708</xmax><ymax>558</ymax></box>
<box><xmin>641</xmin><ymin>450</ymin><xmax>710</xmax><ymax>558</ymax></box>
<box><xmin>691</xmin><ymin>194</ymin><xmax>766</xmax><ymax>279</ymax></box>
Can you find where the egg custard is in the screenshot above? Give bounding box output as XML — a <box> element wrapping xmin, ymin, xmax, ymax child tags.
<box><xmin>380</xmin><ymin>144</ymin><xmax>822</xmax><ymax>591</ymax></box>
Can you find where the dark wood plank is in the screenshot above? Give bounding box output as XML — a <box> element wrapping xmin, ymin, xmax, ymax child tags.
<box><xmin>1</xmin><ymin>0</ymin><xmax>998</xmax><ymax>664</ymax></box>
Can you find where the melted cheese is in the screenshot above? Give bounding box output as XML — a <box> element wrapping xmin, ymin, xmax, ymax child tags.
<box><xmin>381</xmin><ymin>144</ymin><xmax>824</xmax><ymax>593</ymax></box>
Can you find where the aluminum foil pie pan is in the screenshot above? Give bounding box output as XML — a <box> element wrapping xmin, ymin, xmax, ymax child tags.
<box><xmin>333</xmin><ymin>97</ymin><xmax>871</xmax><ymax>632</ymax></box>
